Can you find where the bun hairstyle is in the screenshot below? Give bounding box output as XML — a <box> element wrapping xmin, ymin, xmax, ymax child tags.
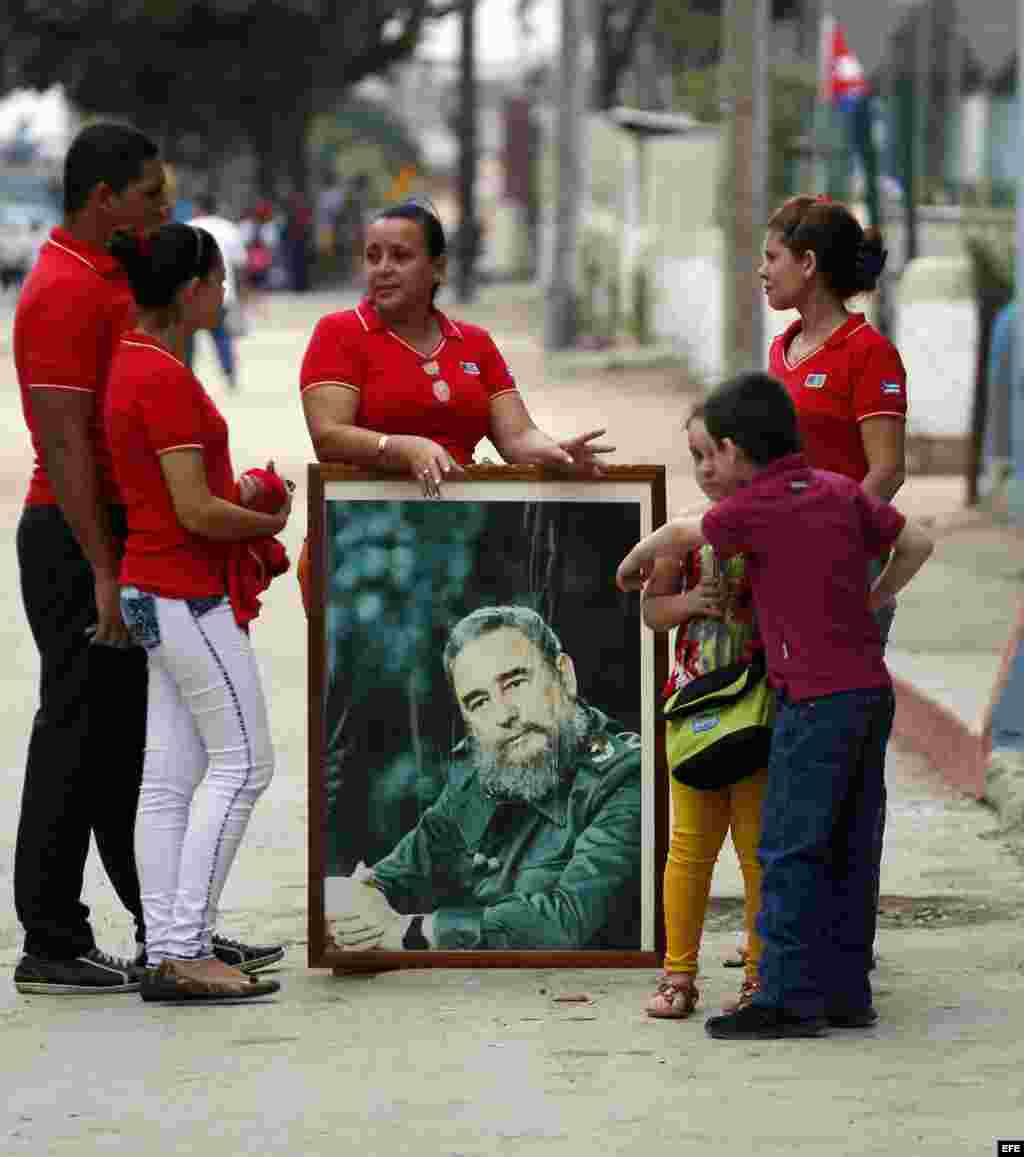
<box><xmin>767</xmin><ymin>195</ymin><xmax>888</xmax><ymax>299</ymax></box>
<box><xmin>108</xmin><ymin>223</ymin><xmax>221</xmax><ymax>310</ymax></box>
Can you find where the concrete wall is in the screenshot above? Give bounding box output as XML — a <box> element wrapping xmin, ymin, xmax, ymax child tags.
<box><xmin>527</xmin><ymin>109</ymin><xmax>1010</xmax><ymax>452</ymax></box>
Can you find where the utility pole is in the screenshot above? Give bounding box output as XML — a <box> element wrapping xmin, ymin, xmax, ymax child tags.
<box><xmin>545</xmin><ymin>0</ymin><xmax>590</xmax><ymax>350</ymax></box>
<box><xmin>813</xmin><ymin>0</ymin><xmax>832</xmax><ymax>195</ymax></box>
<box><xmin>455</xmin><ymin>0</ymin><xmax>478</xmax><ymax>302</ymax></box>
<box><xmin>721</xmin><ymin>0</ymin><xmax>769</xmax><ymax>374</ymax></box>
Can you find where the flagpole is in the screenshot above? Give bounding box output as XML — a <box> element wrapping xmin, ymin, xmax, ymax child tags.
<box><xmin>814</xmin><ymin>1</ymin><xmax>834</xmax><ymax>195</ymax></box>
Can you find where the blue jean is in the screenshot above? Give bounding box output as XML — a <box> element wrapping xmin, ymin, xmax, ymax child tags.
<box><xmin>184</xmin><ymin>314</ymin><xmax>235</xmax><ymax>383</ymax></box>
<box><xmin>991</xmin><ymin>635</ymin><xmax>1024</xmax><ymax>751</ymax></box>
<box><xmin>754</xmin><ymin>685</ymin><xmax>895</xmax><ymax>1018</ymax></box>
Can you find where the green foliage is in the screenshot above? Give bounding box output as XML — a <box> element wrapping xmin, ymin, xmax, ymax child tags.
<box><xmin>964</xmin><ymin>234</ymin><xmax>1014</xmax><ymax>309</ymax></box>
<box><xmin>1</xmin><ymin>1</ymin><xmax>452</xmax><ymax>191</ymax></box>
<box><xmin>326</xmin><ymin>501</ymin><xmax>487</xmax><ymax>692</ymax></box>
<box><xmin>311</xmin><ymin>98</ymin><xmax>422</xmax><ymax>202</ymax></box>
<box><xmin>692</xmin><ymin>61</ymin><xmax>814</xmax><ymax>228</ymax></box>
<box><xmin>628</xmin><ymin>264</ymin><xmax>652</xmax><ymax>345</ymax></box>
<box><xmin>578</xmin><ymin>221</ymin><xmax>621</xmax><ymax>341</ymax></box>
<box><xmin>671</xmin><ymin>67</ymin><xmax>724</xmax><ymax>125</ymax></box>
<box><xmin>653</xmin><ymin>1</ymin><xmax>722</xmax><ymax>75</ymax></box>
<box><xmin>768</xmin><ymin>64</ymin><xmax>816</xmax><ymax>208</ymax></box>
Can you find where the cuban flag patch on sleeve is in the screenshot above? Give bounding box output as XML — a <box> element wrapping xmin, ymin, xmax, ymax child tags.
<box><xmin>881</xmin><ymin>381</ymin><xmax>903</xmax><ymax>395</ymax></box>
<box><xmin>804</xmin><ymin>373</ymin><xmax>827</xmax><ymax>388</ymax></box>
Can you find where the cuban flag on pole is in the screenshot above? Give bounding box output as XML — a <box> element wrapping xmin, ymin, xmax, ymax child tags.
<box><xmin>823</xmin><ymin>19</ymin><xmax>870</xmax><ymax>108</ymax></box>
<box><xmin>820</xmin><ymin>16</ymin><xmax>880</xmax><ymax>226</ymax></box>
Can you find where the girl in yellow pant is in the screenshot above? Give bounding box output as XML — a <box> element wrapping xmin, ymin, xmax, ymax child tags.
<box><xmin>642</xmin><ymin>407</ymin><xmax>767</xmax><ymax>1018</ymax></box>
<box><xmin>657</xmin><ymin>769</ymin><xmax>767</xmax><ymax>1016</ymax></box>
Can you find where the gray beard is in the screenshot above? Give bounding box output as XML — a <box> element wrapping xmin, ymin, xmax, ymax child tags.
<box><xmin>473</xmin><ymin>706</ymin><xmax>591</xmax><ymax>805</ymax></box>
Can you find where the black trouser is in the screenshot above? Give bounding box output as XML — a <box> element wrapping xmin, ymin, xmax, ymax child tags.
<box><xmin>15</xmin><ymin>503</ymin><xmax>147</xmax><ymax>958</ymax></box>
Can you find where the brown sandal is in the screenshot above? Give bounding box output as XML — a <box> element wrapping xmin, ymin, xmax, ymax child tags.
<box><xmin>645</xmin><ymin>972</ymin><xmax>699</xmax><ymax>1019</ymax></box>
<box><xmin>721</xmin><ymin>977</ymin><xmax>760</xmax><ymax>1013</ymax></box>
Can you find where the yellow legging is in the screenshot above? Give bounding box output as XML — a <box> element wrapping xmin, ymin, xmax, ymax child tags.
<box><xmin>663</xmin><ymin>769</ymin><xmax>768</xmax><ymax>983</ymax></box>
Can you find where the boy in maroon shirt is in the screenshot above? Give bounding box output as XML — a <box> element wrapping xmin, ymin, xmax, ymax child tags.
<box><xmin>617</xmin><ymin>371</ymin><xmax>933</xmax><ymax>1039</ymax></box>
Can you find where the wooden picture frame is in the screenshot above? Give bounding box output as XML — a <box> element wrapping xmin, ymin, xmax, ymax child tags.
<box><xmin>307</xmin><ymin>464</ymin><xmax>668</xmax><ymax>973</ymax></box>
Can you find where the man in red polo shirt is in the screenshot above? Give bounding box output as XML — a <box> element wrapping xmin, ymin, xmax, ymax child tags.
<box><xmin>12</xmin><ymin>123</ymin><xmax>170</xmax><ymax>995</ymax></box>
<box><xmin>617</xmin><ymin>372</ymin><xmax>933</xmax><ymax>1040</ymax></box>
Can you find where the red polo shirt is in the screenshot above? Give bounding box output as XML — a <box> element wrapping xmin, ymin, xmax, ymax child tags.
<box><xmin>14</xmin><ymin>227</ymin><xmax>137</xmax><ymax>507</ymax></box>
<box><xmin>768</xmin><ymin>313</ymin><xmax>907</xmax><ymax>482</ymax></box>
<box><xmin>105</xmin><ymin>332</ymin><xmax>234</xmax><ymax>598</ymax></box>
<box><xmin>299</xmin><ymin>298</ymin><xmax>520</xmax><ymax>464</ymax></box>
<box><xmin>701</xmin><ymin>453</ymin><xmax>906</xmax><ymax>701</ymax></box>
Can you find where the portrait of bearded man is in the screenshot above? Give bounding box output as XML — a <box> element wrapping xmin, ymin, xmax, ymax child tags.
<box><xmin>325</xmin><ymin>605</ymin><xmax>643</xmax><ymax>952</ymax></box>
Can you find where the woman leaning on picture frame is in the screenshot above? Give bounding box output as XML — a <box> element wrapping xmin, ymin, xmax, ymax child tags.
<box><xmin>295</xmin><ymin>196</ymin><xmax>616</xmax><ymax>611</ymax></box>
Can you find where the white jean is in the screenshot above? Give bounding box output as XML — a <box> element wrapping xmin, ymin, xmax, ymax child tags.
<box><xmin>120</xmin><ymin>590</ymin><xmax>274</xmax><ymax>962</ymax></box>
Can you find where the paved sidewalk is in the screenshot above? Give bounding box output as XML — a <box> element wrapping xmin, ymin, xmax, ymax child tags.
<box><xmin>1</xmin><ymin>284</ymin><xmax>1023</xmax><ymax>1155</ymax></box>
<box><xmin>884</xmin><ymin>504</ymin><xmax>1024</xmax><ymax>799</ymax></box>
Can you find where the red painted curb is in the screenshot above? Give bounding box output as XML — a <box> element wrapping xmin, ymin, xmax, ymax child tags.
<box><xmin>892</xmin><ymin>675</ymin><xmax>984</xmax><ymax>799</ymax></box>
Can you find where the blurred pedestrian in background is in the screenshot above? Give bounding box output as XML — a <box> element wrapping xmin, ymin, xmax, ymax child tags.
<box><xmin>240</xmin><ymin>199</ymin><xmax>278</xmax><ymax>295</ymax></box>
<box><xmin>283</xmin><ymin>191</ymin><xmax>313</xmax><ymax>293</ymax></box>
<box><xmin>316</xmin><ymin>170</ymin><xmax>346</xmax><ymax>260</ymax></box>
<box><xmin>981</xmin><ymin>299</ymin><xmax>1019</xmax><ymax>513</ymax></box>
<box><xmin>337</xmin><ymin>173</ymin><xmax>371</xmax><ymax>283</ymax></box>
<box><xmin>187</xmin><ymin>194</ymin><xmax>248</xmax><ymax>391</ymax></box>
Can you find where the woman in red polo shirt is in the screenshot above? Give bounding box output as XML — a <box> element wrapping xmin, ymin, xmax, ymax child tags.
<box><xmin>760</xmin><ymin>195</ymin><xmax>906</xmax><ymax>510</ymax></box>
<box><xmin>105</xmin><ymin>223</ymin><xmax>292</xmax><ymax>1003</ymax></box>
<box><xmin>756</xmin><ymin>194</ymin><xmax>907</xmax><ymax>971</ymax></box>
<box><xmin>296</xmin><ymin>198</ymin><xmax>614</xmax><ymax>608</ymax></box>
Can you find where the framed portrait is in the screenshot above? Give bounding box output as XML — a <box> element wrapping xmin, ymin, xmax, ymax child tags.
<box><xmin>307</xmin><ymin>465</ymin><xmax>668</xmax><ymax>971</ymax></box>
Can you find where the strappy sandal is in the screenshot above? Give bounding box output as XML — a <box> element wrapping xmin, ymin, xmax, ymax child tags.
<box><xmin>645</xmin><ymin>972</ymin><xmax>699</xmax><ymax>1019</ymax></box>
<box><xmin>721</xmin><ymin>977</ymin><xmax>760</xmax><ymax>1013</ymax></box>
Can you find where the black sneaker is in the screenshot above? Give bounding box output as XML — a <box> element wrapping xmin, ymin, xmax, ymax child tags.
<box><xmin>14</xmin><ymin>948</ymin><xmax>144</xmax><ymax>995</ymax></box>
<box><xmin>211</xmin><ymin>935</ymin><xmax>284</xmax><ymax>974</ymax></box>
<box><xmin>134</xmin><ymin>936</ymin><xmax>284</xmax><ymax>973</ymax></box>
<box><xmin>827</xmin><ymin>1006</ymin><xmax>878</xmax><ymax>1029</ymax></box>
<box><xmin>705</xmin><ymin>1003</ymin><xmax>829</xmax><ymax>1040</ymax></box>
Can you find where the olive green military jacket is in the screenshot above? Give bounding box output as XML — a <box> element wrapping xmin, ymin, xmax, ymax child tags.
<box><xmin>372</xmin><ymin>706</ymin><xmax>642</xmax><ymax>950</ymax></box>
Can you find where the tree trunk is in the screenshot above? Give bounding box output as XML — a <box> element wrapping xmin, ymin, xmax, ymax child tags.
<box><xmin>545</xmin><ymin>0</ymin><xmax>589</xmax><ymax>350</ymax></box>
<box><xmin>284</xmin><ymin>93</ymin><xmax>312</xmax><ymax>199</ymax></box>
<box><xmin>455</xmin><ymin>0</ymin><xmax>478</xmax><ymax>302</ymax></box>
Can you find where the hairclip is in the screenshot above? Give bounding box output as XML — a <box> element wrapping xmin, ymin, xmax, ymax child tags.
<box><xmin>191</xmin><ymin>225</ymin><xmax>204</xmax><ymax>273</ymax></box>
<box><xmin>404</xmin><ymin>194</ymin><xmax>442</xmax><ymax>222</ymax></box>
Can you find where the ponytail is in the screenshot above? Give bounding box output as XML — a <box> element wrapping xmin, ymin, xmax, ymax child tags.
<box><xmin>767</xmin><ymin>195</ymin><xmax>887</xmax><ymax>300</ymax></box>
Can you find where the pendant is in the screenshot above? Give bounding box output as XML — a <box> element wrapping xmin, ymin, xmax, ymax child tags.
<box><xmin>433</xmin><ymin>379</ymin><xmax>451</xmax><ymax>403</ymax></box>
<box><xmin>422</xmin><ymin>360</ymin><xmax>440</xmax><ymax>376</ymax></box>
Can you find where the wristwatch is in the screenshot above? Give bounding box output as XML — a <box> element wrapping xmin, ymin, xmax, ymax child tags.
<box><xmin>402</xmin><ymin>914</ymin><xmax>429</xmax><ymax>950</ymax></box>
